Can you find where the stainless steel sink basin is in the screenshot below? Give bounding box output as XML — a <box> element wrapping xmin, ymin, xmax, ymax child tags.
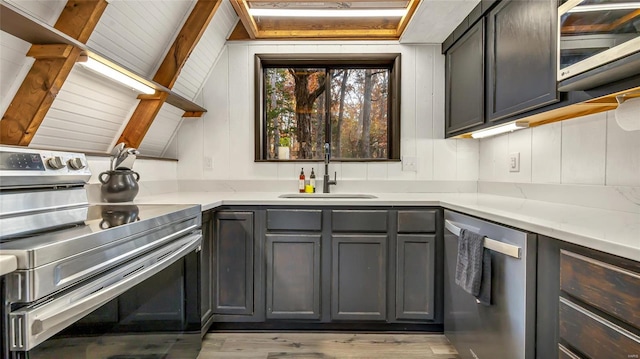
<box><xmin>278</xmin><ymin>193</ymin><xmax>377</xmax><ymax>199</ymax></box>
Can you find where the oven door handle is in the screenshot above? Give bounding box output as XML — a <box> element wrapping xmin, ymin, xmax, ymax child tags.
<box><xmin>8</xmin><ymin>231</ymin><xmax>202</xmax><ymax>352</ymax></box>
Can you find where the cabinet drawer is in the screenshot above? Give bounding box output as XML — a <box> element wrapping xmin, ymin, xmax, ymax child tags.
<box><xmin>331</xmin><ymin>210</ymin><xmax>387</xmax><ymax>232</ymax></box>
<box><xmin>558</xmin><ymin>344</ymin><xmax>580</xmax><ymax>359</ymax></box>
<box><xmin>559</xmin><ymin>298</ymin><xmax>640</xmax><ymax>358</ymax></box>
<box><xmin>397</xmin><ymin>210</ymin><xmax>437</xmax><ymax>233</ymax></box>
<box><xmin>560</xmin><ymin>250</ymin><xmax>640</xmax><ymax>328</ymax></box>
<box><xmin>267</xmin><ymin>209</ymin><xmax>322</xmax><ymax>231</ymax></box>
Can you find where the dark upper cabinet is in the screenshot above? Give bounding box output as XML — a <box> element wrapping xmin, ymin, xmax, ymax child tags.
<box><xmin>485</xmin><ymin>0</ymin><xmax>558</xmax><ymax>122</ymax></box>
<box><xmin>212</xmin><ymin>211</ymin><xmax>256</xmax><ymax>320</ymax></box>
<box><xmin>445</xmin><ymin>19</ymin><xmax>485</xmax><ymax>135</ymax></box>
<box><xmin>444</xmin><ymin>0</ymin><xmax>560</xmax><ymax>136</ymax></box>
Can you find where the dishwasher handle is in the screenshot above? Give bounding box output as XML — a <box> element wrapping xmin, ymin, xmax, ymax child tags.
<box><xmin>445</xmin><ymin>219</ymin><xmax>521</xmax><ymax>259</ymax></box>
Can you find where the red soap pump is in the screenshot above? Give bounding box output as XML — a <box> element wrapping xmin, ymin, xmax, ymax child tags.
<box><xmin>299</xmin><ymin>168</ymin><xmax>305</xmax><ymax>193</ymax></box>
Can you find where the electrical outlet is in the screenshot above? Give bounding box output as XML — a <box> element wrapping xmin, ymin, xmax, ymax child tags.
<box><xmin>402</xmin><ymin>156</ymin><xmax>417</xmax><ymax>172</ymax></box>
<box><xmin>509</xmin><ymin>152</ymin><xmax>520</xmax><ymax>172</ymax></box>
<box><xmin>204</xmin><ymin>156</ymin><xmax>213</xmax><ymax>170</ymax></box>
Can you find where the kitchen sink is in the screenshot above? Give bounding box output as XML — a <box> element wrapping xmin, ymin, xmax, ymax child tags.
<box><xmin>278</xmin><ymin>193</ymin><xmax>377</xmax><ymax>199</ymax></box>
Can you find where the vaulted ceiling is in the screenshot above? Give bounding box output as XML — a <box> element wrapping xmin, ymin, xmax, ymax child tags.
<box><xmin>0</xmin><ymin>0</ymin><xmax>478</xmax><ymax>158</ymax></box>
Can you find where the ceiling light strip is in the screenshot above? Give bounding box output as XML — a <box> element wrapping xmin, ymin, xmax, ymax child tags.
<box><xmin>78</xmin><ymin>57</ymin><xmax>156</xmax><ymax>95</ymax></box>
<box><xmin>248</xmin><ymin>8</ymin><xmax>407</xmax><ymax>17</ymax></box>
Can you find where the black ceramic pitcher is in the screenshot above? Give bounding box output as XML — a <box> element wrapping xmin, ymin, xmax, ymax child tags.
<box><xmin>99</xmin><ymin>169</ymin><xmax>140</xmax><ymax>202</ymax></box>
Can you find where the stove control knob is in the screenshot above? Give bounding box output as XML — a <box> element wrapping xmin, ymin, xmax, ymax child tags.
<box><xmin>68</xmin><ymin>157</ymin><xmax>86</xmax><ymax>170</ymax></box>
<box><xmin>47</xmin><ymin>156</ymin><xmax>66</xmax><ymax>170</ymax></box>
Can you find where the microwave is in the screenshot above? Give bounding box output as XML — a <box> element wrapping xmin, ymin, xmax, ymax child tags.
<box><xmin>558</xmin><ymin>0</ymin><xmax>640</xmax><ymax>89</ymax></box>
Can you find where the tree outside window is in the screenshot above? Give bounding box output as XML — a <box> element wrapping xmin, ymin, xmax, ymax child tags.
<box><xmin>256</xmin><ymin>54</ymin><xmax>400</xmax><ymax>161</ymax></box>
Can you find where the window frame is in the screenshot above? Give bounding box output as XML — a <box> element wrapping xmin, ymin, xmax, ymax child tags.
<box><xmin>254</xmin><ymin>53</ymin><xmax>401</xmax><ymax>162</ymax></box>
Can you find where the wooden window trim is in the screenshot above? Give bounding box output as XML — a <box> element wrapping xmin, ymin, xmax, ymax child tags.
<box><xmin>254</xmin><ymin>53</ymin><xmax>401</xmax><ymax>162</ymax></box>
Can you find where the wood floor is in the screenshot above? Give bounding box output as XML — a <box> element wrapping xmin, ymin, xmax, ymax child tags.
<box><xmin>197</xmin><ymin>333</ymin><xmax>459</xmax><ymax>358</ymax></box>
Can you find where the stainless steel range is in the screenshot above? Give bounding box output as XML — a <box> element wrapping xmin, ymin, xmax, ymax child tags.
<box><xmin>0</xmin><ymin>146</ymin><xmax>202</xmax><ymax>358</ymax></box>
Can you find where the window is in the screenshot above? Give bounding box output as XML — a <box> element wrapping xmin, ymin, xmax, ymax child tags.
<box><xmin>255</xmin><ymin>54</ymin><xmax>400</xmax><ymax>161</ymax></box>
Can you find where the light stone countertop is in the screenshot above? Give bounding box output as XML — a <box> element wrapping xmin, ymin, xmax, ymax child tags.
<box><xmin>0</xmin><ymin>255</ymin><xmax>17</xmax><ymax>277</ymax></box>
<box><xmin>134</xmin><ymin>191</ymin><xmax>640</xmax><ymax>262</ymax></box>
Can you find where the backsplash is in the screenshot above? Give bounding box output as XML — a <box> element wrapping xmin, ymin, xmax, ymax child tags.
<box><xmin>479</xmin><ymin>110</ymin><xmax>639</xmax><ymax>186</ymax></box>
<box><xmin>478</xmin><ymin>110</ymin><xmax>640</xmax><ymax>213</ymax></box>
<box><xmin>175</xmin><ymin>42</ymin><xmax>479</xmax><ymax>183</ymax></box>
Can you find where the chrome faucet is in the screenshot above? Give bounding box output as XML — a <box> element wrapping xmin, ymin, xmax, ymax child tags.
<box><xmin>323</xmin><ymin>143</ymin><xmax>337</xmax><ymax>193</ymax></box>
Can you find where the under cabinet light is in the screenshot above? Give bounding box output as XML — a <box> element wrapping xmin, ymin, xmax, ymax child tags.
<box><xmin>78</xmin><ymin>57</ymin><xmax>156</xmax><ymax>95</ymax></box>
<box><xmin>470</xmin><ymin>122</ymin><xmax>529</xmax><ymax>139</ymax></box>
<box><xmin>248</xmin><ymin>8</ymin><xmax>407</xmax><ymax>17</ymax></box>
<box><xmin>567</xmin><ymin>2</ymin><xmax>640</xmax><ymax>13</ymax></box>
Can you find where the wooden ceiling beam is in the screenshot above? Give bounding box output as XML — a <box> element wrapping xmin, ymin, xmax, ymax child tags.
<box><xmin>117</xmin><ymin>93</ymin><xmax>169</xmax><ymax>149</ymax></box>
<box><xmin>0</xmin><ymin>0</ymin><xmax>107</xmax><ymax>146</ymax></box>
<box><xmin>118</xmin><ymin>0</ymin><xmax>220</xmax><ymax>148</ymax></box>
<box><xmin>231</xmin><ymin>0</ymin><xmax>259</xmax><ymax>39</ymax></box>
<box><xmin>54</xmin><ymin>0</ymin><xmax>109</xmax><ymax>43</ymax></box>
<box><xmin>396</xmin><ymin>0</ymin><xmax>420</xmax><ymax>37</ymax></box>
<box><xmin>153</xmin><ymin>0</ymin><xmax>222</xmax><ymax>88</ymax></box>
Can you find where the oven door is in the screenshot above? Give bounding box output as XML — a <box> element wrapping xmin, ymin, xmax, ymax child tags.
<box><xmin>4</xmin><ymin>231</ymin><xmax>201</xmax><ymax>359</ymax></box>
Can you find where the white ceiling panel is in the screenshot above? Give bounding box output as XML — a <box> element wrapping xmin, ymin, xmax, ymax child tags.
<box><xmin>172</xmin><ymin>0</ymin><xmax>238</xmax><ymax>100</ymax></box>
<box><xmin>88</xmin><ymin>0</ymin><xmax>196</xmax><ymax>77</ymax></box>
<box><xmin>401</xmin><ymin>0</ymin><xmax>480</xmax><ymax>44</ymax></box>
<box><xmin>4</xmin><ymin>0</ymin><xmax>66</xmax><ymax>26</ymax></box>
<box><xmin>138</xmin><ymin>103</ymin><xmax>184</xmax><ymax>157</ymax></box>
<box><xmin>0</xmin><ymin>32</ymin><xmax>33</xmax><ymax>116</ymax></box>
<box><xmin>30</xmin><ymin>67</ymin><xmax>140</xmax><ymax>153</ymax></box>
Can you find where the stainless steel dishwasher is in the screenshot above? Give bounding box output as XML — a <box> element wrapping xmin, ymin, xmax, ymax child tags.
<box><xmin>443</xmin><ymin>210</ymin><xmax>537</xmax><ymax>359</ymax></box>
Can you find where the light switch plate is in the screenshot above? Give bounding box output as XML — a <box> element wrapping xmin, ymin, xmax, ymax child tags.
<box><xmin>204</xmin><ymin>156</ymin><xmax>213</xmax><ymax>170</ymax></box>
<box><xmin>402</xmin><ymin>156</ymin><xmax>416</xmax><ymax>172</ymax></box>
<box><xmin>509</xmin><ymin>152</ymin><xmax>520</xmax><ymax>172</ymax></box>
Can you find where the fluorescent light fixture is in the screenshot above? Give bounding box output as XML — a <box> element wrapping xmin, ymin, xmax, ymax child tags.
<box><xmin>248</xmin><ymin>8</ymin><xmax>407</xmax><ymax>17</ymax></box>
<box><xmin>78</xmin><ymin>57</ymin><xmax>156</xmax><ymax>95</ymax></box>
<box><xmin>470</xmin><ymin>122</ymin><xmax>529</xmax><ymax>139</ymax></box>
<box><xmin>568</xmin><ymin>2</ymin><xmax>640</xmax><ymax>13</ymax></box>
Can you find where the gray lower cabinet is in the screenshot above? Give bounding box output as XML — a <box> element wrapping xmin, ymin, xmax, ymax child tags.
<box><xmin>200</xmin><ymin>210</ymin><xmax>214</xmax><ymax>331</ymax></box>
<box><xmin>331</xmin><ymin>234</ymin><xmax>388</xmax><ymax>321</ymax></box>
<box><xmin>536</xmin><ymin>235</ymin><xmax>640</xmax><ymax>359</ymax></box>
<box><xmin>205</xmin><ymin>206</ymin><xmax>441</xmax><ymax>327</ymax></box>
<box><xmin>395</xmin><ymin>234</ymin><xmax>436</xmax><ymax>321</ymax></box>
<box><xmin>265</xmin><ymin>234</ymin><xmax>321</xmax><ymax>319</ymax></box>
<box><xmin>212</xmin><ymin>211</ymin><xmax>255</xmax><ymax>320</ymax></box>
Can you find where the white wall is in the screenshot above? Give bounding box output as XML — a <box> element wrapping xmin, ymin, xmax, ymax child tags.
<box><xmin>177</xmin><ymin>42</ymin><xmax>479</xmax><ymax>182</ymax></box>
<box><xmin>477</xmin><ymin>110</ymin><xmax>640</xmax><ymax>212</ymax></box>
<box><xmin>479</xmin><ymin>110</ymin><xmax>640</xmax><ymax>187</ymax></box>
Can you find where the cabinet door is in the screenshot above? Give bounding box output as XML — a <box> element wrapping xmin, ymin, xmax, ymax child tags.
<box><xmin>395</xmin><ymin>234</ymin><xmax>436</xmax><ymax>321</ymax></box>
<box><xmin>213</xmin><ymin>211</ymin><xmax>254</xmax><ymax>316</ymax></box>
<box><xmin>200</xmin><ymin>210</ymin><xmax>214</xmax><ymax>329</ymax></box>
<box><xmin>445</xmin><ymin>19</ymin><xmax>485</xmax><ymax>135</ymax></box>
<box><xmin>331</xmin><ymin>234</ymin><xmax>387</xmax><ymax>321</ymax></box>
<box><xmin>265</xmin><ymin>234</ymin><xmax>321</xmax><ymax>320</ymax></box>
<box><xmin>486</xmin><ymin>0</ymin><xmax>558</xmax><ymax>122</ymax></box>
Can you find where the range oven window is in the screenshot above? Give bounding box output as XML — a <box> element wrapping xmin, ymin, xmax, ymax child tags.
<box><xmin>559</xmin><ymin>0</ymin><xmax>640</xmax><ymax>78</ymax></box>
